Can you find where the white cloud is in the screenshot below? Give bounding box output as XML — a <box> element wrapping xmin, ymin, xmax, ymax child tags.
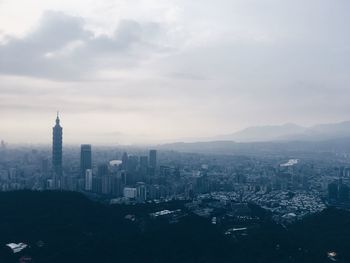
<box><xmin>0</xmin><ymin>11</ymin><xmax>174</xmax><ymax>80</ymax></box>
<box><xmin>0</xmin><ymin>0</ymin><xmax>350</xmax><ymax>144</ymax></box>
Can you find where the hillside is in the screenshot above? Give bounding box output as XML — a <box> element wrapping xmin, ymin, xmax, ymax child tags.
<box><xmin>0</xmin><ymin>191</ymin><xmax>349</xmax><ymax>263</ymax></box>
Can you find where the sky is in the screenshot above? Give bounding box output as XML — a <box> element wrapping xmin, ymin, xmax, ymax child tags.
<box><xmin>0</xmin><ymin>0</ymin><xmax>349</xmax><ymax>144</ymax></box>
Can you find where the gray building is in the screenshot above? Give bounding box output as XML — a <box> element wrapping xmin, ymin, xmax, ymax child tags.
<box><xmin>80</xmin><ymin>144</ymin><xmax>92</xmax><ymax>178</ymax></box>
<box><xmin>149</xmin><ymin>150</ymin><xmax>157</xmax><ymax>169</ymax></box>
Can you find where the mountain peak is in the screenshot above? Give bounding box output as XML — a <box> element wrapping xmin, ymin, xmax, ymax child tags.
<box><xmin>212</xmin><ymin>121</ymin><xmax>350</xmax><ymax>143</ymax></box>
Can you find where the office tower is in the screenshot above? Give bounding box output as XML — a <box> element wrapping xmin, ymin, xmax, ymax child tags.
<box><xmin>85</xmin><ymin>169</ymin><xmax>93</xmax><ymax>191</ymax></box>
<box><xmin>121</xmin><ymin>170</ymin><xmax>127</xmax><ymax>185</ymax></box>
<box><xmin>126</xmin><ymin>155</ymin><xmax>138</xmax><ymax>184</ymax></box>
<box><xmin>111</xmin><ymin>173</ymin><xmax>123</xmax><ymax>197</ymax></box>
<box><xmin>101</xmin><ymin>176</ymin><xmax>111</xmax><ymax>195</ymax></box>
<box><xmin>96</xmin><ymin>163</ymin><xmax>110</xmax><ymax>194</ymax></box>
<box><xmin>80</xmin><ymin>144</ymin><xmax>92</xmax><ymax>178</ymax></box>
<box><xmin>149</xmin><ymin>150</ymin><xmax>157</xmax><ymax>178</ymax></box>
<box><xmin>136</xmin><ymin>182</ymin><xmax>147</xmax><ymax>202</ymax></box>
<box><xmin>149</xmin><ymin>150</ymin><xmax>157</xmax><ymax>169</ymax></box>
<box><xmin>52</xmin><ymin>112</ymin><xmax>63</xmax><ymax>185</ymax></box>
<box><xmin>121</xmin><ymin>152</ymin><xmax>128</xmax><ymax>170</ymax></box>
<box><xmin>139</xmin><ymin>156</ymin><xmax>149</xmax><ymax>181</ymax></box>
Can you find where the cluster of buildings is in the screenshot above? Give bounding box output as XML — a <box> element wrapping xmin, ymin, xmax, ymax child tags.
<box><xmin>178</xmin><ymin>189</ymin><xmax>326</xmax><ymax>225</ymax></box>
<box><xmin>0</xmin><ymin>114</ymin><xmax>350</xmax><ymax>218</ymax></box>
<box><xmin>243</xmin><ymin>190</ymin><xmax>326</xmax><ymax>222</ymax></box>
<box><xmin>49</xmin><ymin>114</ymin><xmax>163</xmax><ymax>202</ymax></box>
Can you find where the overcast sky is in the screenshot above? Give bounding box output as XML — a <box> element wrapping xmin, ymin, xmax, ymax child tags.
<box><xmin>0</xmin><ymin>0</ymin><xmax>349</xmax><ymax>144</ymax></box>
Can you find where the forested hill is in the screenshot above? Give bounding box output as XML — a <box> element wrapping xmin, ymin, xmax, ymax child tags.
<box><xmin>0</xmin><ymin>191</ymin><xmax>349</xmax><ymax>263</ymax></box>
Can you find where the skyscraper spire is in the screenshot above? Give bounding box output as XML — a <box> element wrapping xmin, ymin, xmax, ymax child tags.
<box><xmin>56</xmin><ymin>111</ymin><xmax>60</xmax><ymax>125</ymax></box>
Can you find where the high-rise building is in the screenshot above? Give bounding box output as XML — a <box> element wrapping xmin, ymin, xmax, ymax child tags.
<box><xmin>136</xmin><ymin>182</ymin><xmax>147</xmax><ymax>202</ymax></box>
<box><xmin>139</xmin><ymin>156</ymin><xmax>149</xmax><ymax>182</ymax></box>
<box><xmin>101</xmin><ymin>176</ymin><xmax>111</xmax><ymax>195</ymax></box>
<box><xmin>121</xmin><ymin>152</ymin><xmax>128</xmax><ymax>170</ymax></box>
<box><xmin>52</xmin><ymin>112</ymin><xmax>63</xmax><ymax>186</ymax></box>
<box><xmin>126</xmin><ymin>155</ymin><xmax>138</xmax><ymax>184</ymax></box>
<box><xmin>85</xmin><ymin>169</ymin><xmax>93</xmax><ymax>191</ymax></box>
<box><xmin>111</xmin><ymin>173</ymin><xmax>123</xmax><ymax>197</ymax></box>
<box><xmin>149</xmin><ymin>150</ymin><xmax>157</xmax><ymax>169</ymax></box>
<box><xmin>80</xmin><ymin>144</ymin><xmax>92</xmax><ymax>178</ymax></box>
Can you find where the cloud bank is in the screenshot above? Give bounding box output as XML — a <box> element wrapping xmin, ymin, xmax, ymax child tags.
<box><xmin>0</xmin><ymin>0</ymin><xmax>349</xmax><ymax>144</ymax></box>
<box><xmin>0</xmin><ymin>11</ymin><xmax>171</xmax><ymax>80</ymax></box>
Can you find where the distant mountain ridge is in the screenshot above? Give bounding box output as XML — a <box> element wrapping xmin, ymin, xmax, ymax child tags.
<box><xmin>157</xmin><ymin>137</ymin><xmax>350</xmax><ymax>156</ymax></box>
<box><xmin>211</xmin><ymin>121</ymin><xmax>350</xmax><ymax>142</ymax></box>
<box><xmin>156</xmin><ymin>121</ymin><xmax>350</xmax><ymax>155</ymax></box>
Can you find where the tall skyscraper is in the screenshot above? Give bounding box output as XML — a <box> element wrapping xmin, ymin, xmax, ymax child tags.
<box><xmin>149</xmin><ymin>150</ymin><xmax>157</xmax><ymax>169</ymax></box>
<box><xmin>52</xmin><ymin>112</ymin><xmax>63</xmax><ymax>184</ymax></box>
<box><xmin>149</xmin><ymin>150</ymin><xmax>157</xmax><ymax>178</ymax></box>
<box><xmin>126</xmin><ymin>155</ymin><xmax>138</xmax><ymax>184</ymax></box>
<box><xmin>139</xmin><ymin>156</ymin><xmax>149</xmax><ymax>182</ymax></box>
<box><xmin>98</xmin><ymin>163</ymin><xmax>110</xmax><ymax>194</ymax></box>
<box><xmin>80</xmin><ymin>144</ymin><xmax>92</xmax><ymax>178</ymax></box>
<box><xmin>121</xmin><ymin>152</ymin><xmax>128</xmax><ymax>170</ymax></box>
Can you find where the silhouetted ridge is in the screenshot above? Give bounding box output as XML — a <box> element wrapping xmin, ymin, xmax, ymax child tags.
<box><xmin>0</xmin><ymin>191</ymin><xmax>349</xmax><ymax>263</ymax></box>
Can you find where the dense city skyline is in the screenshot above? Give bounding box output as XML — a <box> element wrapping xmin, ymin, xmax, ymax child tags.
<box><xmin>1</xmin><ymin>0</ymin><xmax>350</xmax><ymax>144</ymax></box>
<box><xmin>1</xmin><ymin>1</ymin><xmax>350</xmax><ymax>262</ymax></box>
<box><xmin>0</xmin><ymin>98</ymin><xmax>350</xmax><ymax>263</ymax></box>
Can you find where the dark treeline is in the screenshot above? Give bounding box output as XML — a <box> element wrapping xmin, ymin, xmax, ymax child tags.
<box><xmin>0</xmin><ymin>191</ymin><xmax>349</xmax><ymax>263</ymax></box>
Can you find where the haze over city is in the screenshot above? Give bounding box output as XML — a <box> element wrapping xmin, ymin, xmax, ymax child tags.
<box><xmin>2</xmin><ymin>1</ymin><xmax>350</xmax><ymax>263</ymax></box>
<box><xmin>1</xmin><ymin>0</ymin><xmax>350</xmax><ymax>144</ymax></box>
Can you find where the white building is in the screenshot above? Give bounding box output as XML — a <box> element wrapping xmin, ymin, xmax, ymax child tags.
<box><xmin>85</xmin><ymin>169</ymin><xmax>93</xmax><ymax>191</ymax></box>
<box><xmin>124</xmin><ymin>187</ymin><xmax>137</xmax><ymax>199</ymax></box>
